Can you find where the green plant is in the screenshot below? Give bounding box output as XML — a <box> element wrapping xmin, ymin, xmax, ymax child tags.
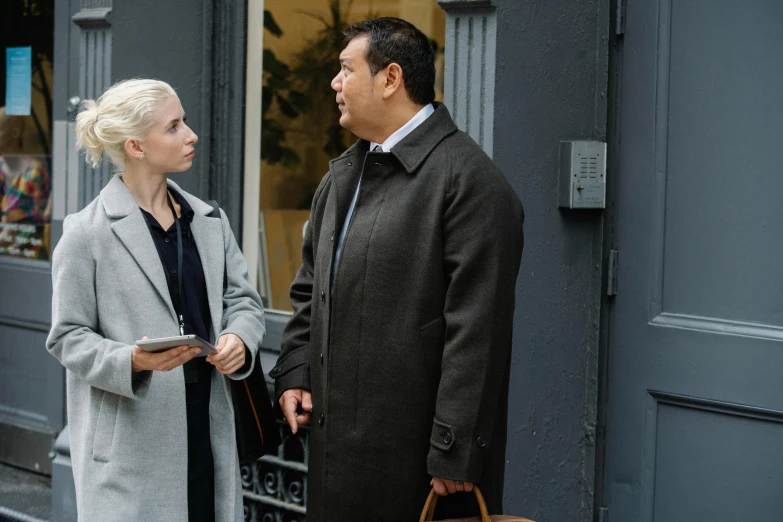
<box><xmin>261</xmin><ymin>1</ymin><xmax>365</xmax><ymax>169</ymax></box>
<box><xmin>261</xmin><ymin>10</ymin><xmax>312</xmax><ymax>169</ymax></box>
<box><xmin>291</xmin><ymin>0</ymin><xmax>359</xmax><ymax>157</ymax></box>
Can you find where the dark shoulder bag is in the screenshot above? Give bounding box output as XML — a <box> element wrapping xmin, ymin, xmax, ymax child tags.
<box><xmin>208</xmin><ymin>200</ymin><xmax>281</xmax><ymax>464</ymax></box>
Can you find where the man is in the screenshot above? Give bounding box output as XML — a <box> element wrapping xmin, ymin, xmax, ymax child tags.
<box><xmin>270</xmin><ymin>18</ymin><xmax>524</xmax><ymax>521</ymax></box>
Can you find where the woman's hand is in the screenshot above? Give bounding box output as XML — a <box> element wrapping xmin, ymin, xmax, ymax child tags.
<box><xmin>207</xmin><ymin>333</ymin><xmax>246</xmax><ymax>374</ymax></box>
<box><xmin>131</xmin><ymin>336</ymin><xmax>201</xmax><ymax>372</ymax></box>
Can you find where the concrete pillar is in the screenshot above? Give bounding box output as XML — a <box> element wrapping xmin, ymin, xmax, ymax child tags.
<box><xmin>437</xmin><ymin>0</ymin><xmax>497</xmax><ymax>157</ymax></box>
<box><xmin>72</xmin><ymin>1</ymin><xmax>113</xmax><ymax>208</ymax></box>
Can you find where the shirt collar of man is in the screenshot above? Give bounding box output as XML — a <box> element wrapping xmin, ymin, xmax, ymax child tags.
<box><xmin>370</xmin><ymin>103</ymin><xmax>435</xmax><ymax>153</ymax></box>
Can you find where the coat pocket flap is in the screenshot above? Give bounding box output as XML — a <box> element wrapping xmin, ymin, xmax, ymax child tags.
<box><xmin>419</xmin><ymin>317</ymin><xmax>445</xmax><ymax>339</ymax></box>
<box><xmin>92</xmin><ymin>391</ymin><xmax>119</xmax><ymax>462</ymax></box>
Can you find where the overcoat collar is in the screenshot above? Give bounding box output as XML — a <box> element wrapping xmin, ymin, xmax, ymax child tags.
<box><xmin>101</xmin><ymin>174</ymin><xmax>214</xmax><ymax>218</ymax></box>
<box><xmin>328</xmin><ymin>102</ymin><xmax>459</xmax><ymax>175</ymax></box>
<box><xmin>100</xmin><ymin>175</ymin><xmax>223</xmax><ymax>333</ymax></box>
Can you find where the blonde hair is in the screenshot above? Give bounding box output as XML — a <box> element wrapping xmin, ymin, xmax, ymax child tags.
<box><xmin>75</xmin><ymin>79</ymin><xmax>177</xmax><ymax>168</ymax></box>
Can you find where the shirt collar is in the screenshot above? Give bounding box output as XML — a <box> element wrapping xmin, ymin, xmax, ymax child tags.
<box><xmin>139</xmin><ymin>187</ymin><xmax>195</xmax><ymax>231</ymax></box>
<box><xmin>168</xmin><ymin>187</ymin><xmax>195</xmax><ymax>218</ymax></box>
<box><xmin>370</xmin><ymin>103</ymin><xmax>435</xmax><ymax>153</ymax></box>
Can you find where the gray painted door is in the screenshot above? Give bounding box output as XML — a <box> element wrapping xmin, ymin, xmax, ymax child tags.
<box><xmin>604</xmin><ymin>1</ymin><xmax>783</xmax><ymax>520</ymax></box>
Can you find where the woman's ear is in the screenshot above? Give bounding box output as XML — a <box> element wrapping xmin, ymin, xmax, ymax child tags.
<box><xmin>125</xmin><ymin>138</ymin><xmax>144</xmax><ymax>160</ymax></box>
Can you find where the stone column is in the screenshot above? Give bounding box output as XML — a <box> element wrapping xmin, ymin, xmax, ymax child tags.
<box><xmin>71</xmin><ymin>1</ymin><xmax>113</xmax><ymax>209</ymax></box>
<box><xmin>437</xmin><ymin>0</ymin><xmax>498</xmax><ymax>157</ymax></box>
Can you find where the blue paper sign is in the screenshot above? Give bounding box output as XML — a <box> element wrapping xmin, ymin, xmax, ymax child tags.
<box><xmin>5</xmin><ymin>47</ymin><xmax>33</xmax><ymax>116</ymax></box>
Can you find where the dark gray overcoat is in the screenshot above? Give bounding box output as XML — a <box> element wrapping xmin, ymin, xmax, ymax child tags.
<box><xmin>270</xmin><ymin>104</ymin><xmax>524</xmax><ymax>521</ymax></box>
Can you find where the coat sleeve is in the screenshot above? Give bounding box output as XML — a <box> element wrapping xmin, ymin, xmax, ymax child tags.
<box><xmin>46</xmin><ymin>214</ymin><xmax>152</xmax><ymax>399</ymax></box>
<box><xmin>269</xmin><ymin>174</ymin><xmax>330</xmax><ymax>401</ymax></box>
<box><xmin>426</xmin><ymin>150</ymin><xmax>525</xmax><ymax>483</ymax></box>
<box><xmin>216</xmin><ymin>208</ymin><xmax>267</xmax><ymax>381</ymax></box>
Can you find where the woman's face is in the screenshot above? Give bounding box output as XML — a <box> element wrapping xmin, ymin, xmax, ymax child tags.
<box><xmin>139</xmin><ymin>96</ymin><xmax>198</xmax><ymax>172</ymax></box>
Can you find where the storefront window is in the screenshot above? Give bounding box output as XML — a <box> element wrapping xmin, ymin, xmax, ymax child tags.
<box><xmin>257</xmin><ymin>0</ymin><xmax>445</xmax><ymax>311</ymax></box>
<box><xmin>0</xmin><ymin>1</ymin><xmax>54</xmax><ymax>261</ymax></box>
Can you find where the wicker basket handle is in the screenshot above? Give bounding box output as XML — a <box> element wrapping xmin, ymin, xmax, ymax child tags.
<box><xmin>419</xmin><ymin>486</ymin><xmax>491</xmax><ymax>522</ymax></box>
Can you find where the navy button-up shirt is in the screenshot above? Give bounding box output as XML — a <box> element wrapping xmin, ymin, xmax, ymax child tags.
<box><xmin>140</xmin><ymin>190</ymin><xmax>212</xmax><ymax>349</ymax></box>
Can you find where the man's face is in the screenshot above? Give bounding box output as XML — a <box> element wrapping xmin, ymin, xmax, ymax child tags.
<box><xmin>331</xmin><ymin>36</ymin><xmax>382</xmax><ymax>137</ymax></box>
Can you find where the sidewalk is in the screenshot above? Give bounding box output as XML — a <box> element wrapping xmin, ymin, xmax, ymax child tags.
<box><xmin>0</xmin><ymin>463</ymin><xmax>50</xmax><ymax>522</ymax></box>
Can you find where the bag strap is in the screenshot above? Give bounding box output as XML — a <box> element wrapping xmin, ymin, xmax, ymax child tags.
<box><xmin>419</xmin><ymin>486</ymin><xmax>491</xmax><ymax>522</ymax></box>
<box><xmin>206</xmin><ymin>199</ymin><xmax>228</xmax><ymax>293</ymax></box>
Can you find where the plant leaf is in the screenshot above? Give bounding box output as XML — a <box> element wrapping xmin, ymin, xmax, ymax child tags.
<box><xmin>276</xmin><ymin>95</ymin><xmax>300</xmax><ymax>119</ymax></box>
<box><xmin>263</xmin><ymin>10</ymin><xmax>283</xmax><ymax>38</ymax></box>
<box><xmin>281</xmin><ymin>147</ymin><xmax>302</xmax><ymax>170</ymax></box>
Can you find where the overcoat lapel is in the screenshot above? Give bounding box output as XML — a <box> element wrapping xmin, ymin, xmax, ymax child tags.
<box><xmin>102</xmin><ymin>175</ymin><xmax>177</xmax><ymax>322</ymax></box>
<box><xmin>330</xmin><ymin>143</ymin><xmax>367</xmax><ymax>246</ymax></box>
<box><xmin>111</xmin><ymin>214</ymin><xmax>177</xmax><ymax>321</ymax></box>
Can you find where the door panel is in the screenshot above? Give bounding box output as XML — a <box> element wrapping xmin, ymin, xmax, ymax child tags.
<box><xmin>650</xmin><ymin>397</ymin><xmax>783</xmax><ymax>520</ymax></box>
<box><xmin>661</xmin><ymin>0</ymin><xmax>783</xmax><ymax>325</ymax></box>
<box><xmin>605</xmin><ymin>0</ymin><xmax>783</xmax><ymax>520</ymax></box>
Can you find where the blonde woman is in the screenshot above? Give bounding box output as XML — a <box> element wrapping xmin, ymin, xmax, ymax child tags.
<box><xmin>46</xmin><ymin>79</ymin><xmax>266</xmax><ymax>522</ymax></box>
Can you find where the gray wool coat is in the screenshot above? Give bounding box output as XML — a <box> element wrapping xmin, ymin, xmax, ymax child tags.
<box><xmin>46</xmin><ymin>175</ymin><xmax>265</xmax><ymax>522</ymax></box>
<box><xmin>271</xmin><ymin>103</ymin><xmax>524</xmax><ymax>521</ymax></box>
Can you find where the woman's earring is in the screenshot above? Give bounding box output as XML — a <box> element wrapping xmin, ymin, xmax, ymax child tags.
<box><xmin>139</xmin><ymin>153</ymin><xmax>145</xmax><ymax>159</ymax></box>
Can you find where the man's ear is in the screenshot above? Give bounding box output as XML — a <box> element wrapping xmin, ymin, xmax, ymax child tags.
<box><xmin>382</xmin><ymin>63</ymin><xmax>404</xmax><ymax>99</ymax></box>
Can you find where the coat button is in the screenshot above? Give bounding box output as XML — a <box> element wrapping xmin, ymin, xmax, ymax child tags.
<box><xmin>443</xmin><ymin>432</ymin><xmax>451</xmax><ymax>444</ymax></box>
<box><xmin>318</xmin><ymin>414</ymin><xmax>325</xmax><ymax>426</ymax></box>
<box><xmin>330</xmin><ymin>234</ymin><xmax>334</xmax><ymax>241</ymax></box>
<box><xmin>320</xmin><ymin>291</ymin><xmax>326</xmax><ymax>303</ymax></box>
<box><xmin>320</xmin><ymin>353</ymin><xmax>324</xmax><ymax>364</ymax></box>
<box><xmin>477</xmin><ymin>436</ymin><xmax>487</xmax><ymax>448</ymax></box>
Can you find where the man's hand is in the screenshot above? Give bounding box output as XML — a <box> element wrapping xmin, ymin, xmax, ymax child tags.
<box><xmin>279</xmin><ymin>388</ymin><xmax>312</xmax><ymax>434</ymax></box>
<box><xmin>131</xmin><ymin>336</ymin><xmax>200</xmax><ymax>372</ymax></box>
<box><xmin>431</xmin><ymin>477</ymin><xmax>474</xmax><ymax>496</ymax></box>
<box><xmin>207</xmin><ymin>333</ymin><xmax>246</xmax><ymax>374</ymax></box>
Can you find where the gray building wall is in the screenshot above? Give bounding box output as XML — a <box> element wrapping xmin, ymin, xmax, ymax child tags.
<box><xmin>111</xmin><ymin>0</ymin><xmax>247</xmax><ymax>235</ymax></box>
<box><xmin>493</xmin><ymin>1</ymin><xmax>609</xmax><ymax>520</ymax></box>
<box><xmin>438</xmin><ymin>0</ymin><xmax>610</xmax><ymax>520</ymax></box>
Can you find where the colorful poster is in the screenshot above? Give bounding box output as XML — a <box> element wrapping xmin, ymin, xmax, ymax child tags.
<box><xmin>5</xmin><ymin>47</ymin><xmax>33</xmax><ymax>116</ymax></box>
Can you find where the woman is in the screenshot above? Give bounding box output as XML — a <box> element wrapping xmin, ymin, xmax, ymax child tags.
<box><xmin>46</xmin><ymin>79</ymin><xmax>266</xmax><ymax>522</ymax></box>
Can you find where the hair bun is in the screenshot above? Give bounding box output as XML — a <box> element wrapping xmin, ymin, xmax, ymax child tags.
<box><xmin>75</xmin><ymin>99</ymin><xmax>104</xmax><ymax>167</ymax></box>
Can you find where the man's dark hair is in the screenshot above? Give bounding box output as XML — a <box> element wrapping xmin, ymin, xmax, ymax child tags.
<box><xmin>343</xmin><ymin>17</ymin><xmax>436</xmax><ymax>106</ymax></box>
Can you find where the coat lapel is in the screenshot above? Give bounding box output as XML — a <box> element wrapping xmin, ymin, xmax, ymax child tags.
<box><xmin>390</xmin><ymin>102</ymin><xmax>458</xmax><ymax>174</ymax></box>
<box><xmin>330</xmin><ymin>143</ymin><xmax>367</xmax><ymax>244</ymax></box>
<box><xmin>102</xmin><ymin>175</ymin><xmax>177</xmax><ymax>322</ymax></box>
